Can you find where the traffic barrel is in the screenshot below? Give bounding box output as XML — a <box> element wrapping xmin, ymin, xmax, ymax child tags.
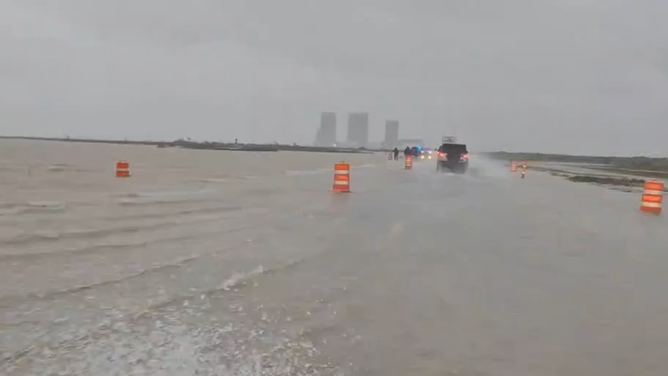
<box><xmin>332</xmin><ymin>162</ymin><xmax>350</xmax><ymax>193</ymax></box>
<box><xmin>521</xmin><ymin>163</ymin><xmax>527</xmax><ymax>179</ymax></box>
<box><xmin>510</xmin><ymin>161</ymin><xmax>517</xmax><ymax>172</ymax></box>
<box><xmin>405</xmin><ymin>156</ymin><xmax>413</xmax><ymax>170</ymax></box>
<box><xmin>116</xmin><ymin>161</ymin><xmax>130</xmax><ymax>178</ymax></box>
<box><xmin>640</xmin><ymin>180</ymin><xmax>663</xmax><ymax>214</ymax></box>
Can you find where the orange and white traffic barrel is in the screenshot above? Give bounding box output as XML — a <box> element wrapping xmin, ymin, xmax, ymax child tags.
<box><xmin>640</xmin><ymin>180</ymin><xmax>663</xmax><ymax>214</ymax></box>
<box><xmin>116</xmin><ymin>160</ymin><xmax>130</xmax><ymax>178</ymax></box>
<box><xmin>405</xmin><ymin>156</ymin><xmax>413</xmax><ymax>170</ymax></box>
<box><xmin>510</xmin><ymin>161</ymin><xmax>517</xmax><ymax>172</ymax></box>
<box><xmin>333</xmin><ymin>162</ymin><xmax>350</xmax><ymax>193</ymax></box>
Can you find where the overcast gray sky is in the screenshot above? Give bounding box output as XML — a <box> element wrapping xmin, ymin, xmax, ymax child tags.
<box><xmin>1</xmin><ymin>0</ymin><xmax>667</xmax><ymax>155</ymax></box>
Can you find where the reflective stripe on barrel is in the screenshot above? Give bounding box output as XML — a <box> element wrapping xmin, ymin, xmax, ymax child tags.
<box><xmin>333</xmin><ymin>163</ymin><xmax>350</xmax><ymax>192</ymax></box>
<box><xmin>405</xmin><ymin>156</ymin><xmax>413</xmax><ymax>170</ymax></box>
<box><xmin>640</xmin><ymin>180</ymin><xmax>663</xmax><ymax>214</ymax></box>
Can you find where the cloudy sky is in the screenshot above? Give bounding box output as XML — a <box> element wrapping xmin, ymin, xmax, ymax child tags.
<box><xmin>1</xmin><ymin>0</ymin><xmax>667</xmax><ymax>155</ymax></box>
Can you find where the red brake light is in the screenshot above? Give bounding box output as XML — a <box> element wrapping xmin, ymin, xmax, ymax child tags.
<box><xmin>461</xmin><ymin>154</ymin><xmax>469</xmax><ymax>160</ymax></box>
<box><xmin>438</xmin><ymin>152</ymin><xmax>445</xmax><ymax>158</ymax></box>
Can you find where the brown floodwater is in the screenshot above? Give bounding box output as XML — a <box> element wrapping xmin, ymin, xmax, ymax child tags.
<box><xmin>1</xmin><ymin>140</ymin><xmax>667</xmax><ymax>375</ymax></box>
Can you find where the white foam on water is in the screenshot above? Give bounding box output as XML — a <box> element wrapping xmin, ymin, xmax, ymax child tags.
<box><xmin>220</xmin><ymin>266</ymin><xmax>266</xmax><ymax>291</ymax></box>
<box><xmin>1</xmin><ymin>318</ymin><xmax>343</xmax><ymax>376</ymax></box>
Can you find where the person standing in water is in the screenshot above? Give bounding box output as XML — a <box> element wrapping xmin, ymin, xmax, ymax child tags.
<box><xmin>392</xmin><ymin>148</ymin><xmax>399</xmax><ymax>160</ymax></box>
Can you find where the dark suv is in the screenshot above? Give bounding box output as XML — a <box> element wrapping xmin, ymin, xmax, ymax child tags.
<box><xmin>436</xmin><ymin>143</ymin><xmax>468</xmax><ymax>173</ymax></box>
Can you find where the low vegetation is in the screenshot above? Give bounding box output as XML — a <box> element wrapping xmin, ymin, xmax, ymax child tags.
<box><xmin>566</xmin><ymin>175</ymin><xmax>646</xmax><ymax>187</ymax></box>
<box><xmin>484</xmin><ymin>152</ymin><xmax>668</xmax><ymax>172</ymax></box>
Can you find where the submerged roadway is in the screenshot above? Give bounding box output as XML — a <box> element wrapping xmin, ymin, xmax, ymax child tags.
<box><xmin>1</xmin><ymin>142</ymin><xmax>667</xmax><ymax>375</ymax></box>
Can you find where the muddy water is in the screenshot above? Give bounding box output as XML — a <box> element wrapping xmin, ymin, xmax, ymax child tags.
<box><xmin>1</xmin><ymin>140</ymin><xmax>668</xmax><ymax>375</ymax></box>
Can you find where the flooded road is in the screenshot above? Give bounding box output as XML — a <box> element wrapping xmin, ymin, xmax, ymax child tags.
<box><xmin>1</xmin><ymin>140</ymin><xmax>668</xmax><ymax>375</ymax></box>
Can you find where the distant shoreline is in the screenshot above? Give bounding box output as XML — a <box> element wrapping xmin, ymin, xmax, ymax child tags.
<box><xmin>0</xmin><ymin>136</ymin><xmax>379</xmax><ymax>154</ymax></box>
<box><xmin>4</xmin><ymin>136</ymin><xmax>665</xmax><ymax>166</ymax></box>
<box><xmin>0</xmin><ymin>135</ymin><xmax>168</xmax><ymax>146</ymax></box>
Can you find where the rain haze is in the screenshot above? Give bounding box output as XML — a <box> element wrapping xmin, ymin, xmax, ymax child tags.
<box><xmin>4</xmin><ymin>2</ymin><xmax>668</xmax><ymax>376</ymax></box>
<box><xmin>2</xmin><ymin>1</ymin><xmax>668</xmax><ymax>155</ymax></box>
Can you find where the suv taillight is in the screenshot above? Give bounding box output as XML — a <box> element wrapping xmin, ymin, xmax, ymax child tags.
<box><xmin>461</xmin><ymin>154</ymin><xmax>469</xmax><ymax>160</ymax></box>
<box><xmin>438</xmin><ymin>152</ymin><xmax>445</xmax><ymax>158</ymax></box>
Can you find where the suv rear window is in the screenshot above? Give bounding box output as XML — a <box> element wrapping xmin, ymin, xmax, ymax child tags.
<box><xmin>439</xmin><ymin>144</ymin><xmax>468</xmax><ymax>154</ymax></box>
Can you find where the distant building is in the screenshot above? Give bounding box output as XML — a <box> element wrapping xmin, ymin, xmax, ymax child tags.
<box><xmin>384</xmin><ymin>120</ymin><xmax>399</xmax><ymax>149</ymax></box>
<box><xmin>347</xmin><ymin>112</ymin><xmax>369</xmax><ymax>147</ymax></box>
<box><xmin>315</xmin><ymin>112</ymin><xmax>337</xmax><ymax>146</ymax></box>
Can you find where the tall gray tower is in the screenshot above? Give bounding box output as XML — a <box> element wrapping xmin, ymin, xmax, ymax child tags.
<box><xmin>347</xmin><ymin>112</ymin><xmax>369</xmax><ymax>147</ymax></box>
<box><xmin>384</xmin><ymin>120</ymin><xmax>399</xmax><ymax>148</ymax></box>
<box><xmin>315</xmin><ymin>112</ymin><xmax>337</xmax><ymax>146</ymax></box>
